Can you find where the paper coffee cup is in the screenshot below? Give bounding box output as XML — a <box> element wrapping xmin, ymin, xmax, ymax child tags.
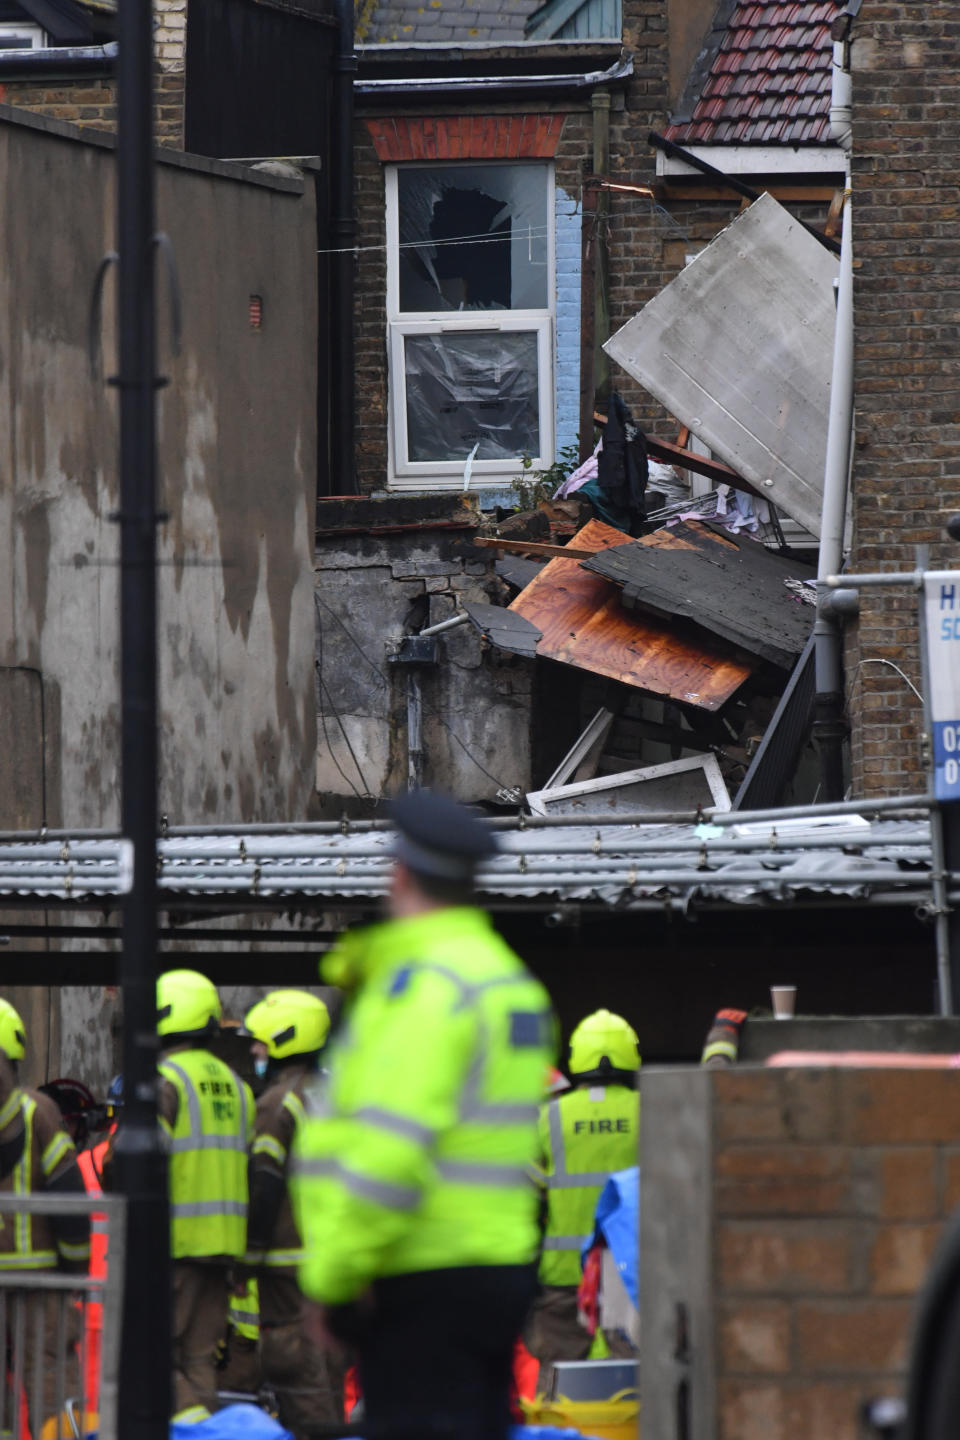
<box><xmin>771</xmin><ymin>985</ymin><xmax>796</xmax><ymax>1019</ymax></box>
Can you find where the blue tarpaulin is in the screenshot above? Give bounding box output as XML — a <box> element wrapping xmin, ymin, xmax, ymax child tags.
<box><xmin>582</xmin><ymin>1165</ymin><xmax>639</xmax><ymax>1308</ymax></box>
<box><xmin>168</xmin><ymin>1406</ymin><xmax>599</xmax><ymax>1440</ymax></box>
<box><xmin>171</xmin><ymin>1405</ymin><xmax>292</xmax><ymax>1440</ymax></box>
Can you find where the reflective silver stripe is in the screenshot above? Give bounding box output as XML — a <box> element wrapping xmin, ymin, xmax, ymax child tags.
<box><xmin>170</xmin><ymin>1200</ymin><xmax>247</xmax><ymax>1218</ymax></box>
<box><xmin>169</xmin><ymin>1133</ymin><xmax>247</xmax><ymax>1154</ymax></box>
<box><xmin>282</xmin><ymin>1092</ymin><xmax>306</xmax><ymax>1128</ymax></box>
<box><xmin>543</xmin><ymin>1235</ymin><xmax>590</xmax><ymax>1252</ymax></box>
<box><xmin>262</xmin><ymin>1248</ymin><xmax>304</xmax><ymax>1267</ymax></box>
<box><xmin>160</xmin><ymin>1059</ymin><xmax>204</xmax><ymax>1142</ymax></box>
<box><xmin>546</xmin><ymin>1172</ymin><xmax>610</xmax><ymax>1189</ymax></box>
<box><xmin>294</xmin><ymin>1157</ymin><xmax>420</xmax><ymax>1212</ymax></box>
<box><xmin>462</xmin><ymin>1099</ymin><xmax>538</xmax><ymax>1124</ymax></box>
<box><xmin>353</xmin><ymin>1106</ymin><xmax>436</xmax><ymax>1147</ymax></box>
<box><xmin>546</xmin><ymin>1097</ymin><xmax>607</xmax><ymax>1187</ymax></box>
<box><xmin>92</xmin><ymin>1219</ymin><xmax>110</xmax><ymax>1235</ymax></box>
<box><xmin>588</xmin><ymin>1086</ymin><xmax>606</xmax><ymax>1101</ymax></box>
<box><xmin>435</xmin><ymin>1160</ymin><xmax>530</xmax><ymax>1187</ymax></box>
<box><xmin>252</xmin><ymin>1135</ymin><xmax>288</xmax><ymax>1167</ymax></box>
<box><xmin>230</xmin><ymin>1308</ymin><xmax>259</xmax><ymax>1326</ymax></box>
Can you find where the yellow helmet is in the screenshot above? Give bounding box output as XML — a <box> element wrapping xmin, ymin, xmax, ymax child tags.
<box><xmin>244</xmin><ymin>990</ymin><xmax>330</xmax><ymax>1060</ymax></box>
<box><xmin>569</xmin><ymin>1009</ymin><xmax>640</xmax><ymax>1077</ymax></box>
<box><xmin>0</xmin><ymin>1000</ymin><xmax>26</xmax><ymax>1062</ymax></box>
<box><xmin>157</xmin><ymin>969</ymin><xmax>221</xmax><ymax>1038</ymax></box>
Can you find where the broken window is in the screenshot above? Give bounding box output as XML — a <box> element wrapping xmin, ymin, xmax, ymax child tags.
<box><xmin>386</xmin><ymin>161</ymin><xmax>554</xmax><ymax>487</ymax></box>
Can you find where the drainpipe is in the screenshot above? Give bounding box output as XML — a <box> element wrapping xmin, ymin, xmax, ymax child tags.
<box><xmin>813</xmin><ymin>27</ymin><xmax>855</xmax><ymax>799</ymax></box>
<box><xmin>330</xmin><ymin>0</ymin><xmax>357</xmax><ymax>495</ymax></box>
<box><xmin>591</xmin><ymin>88</ymin><xmax>611</xmax><ymax>412</ymax></box>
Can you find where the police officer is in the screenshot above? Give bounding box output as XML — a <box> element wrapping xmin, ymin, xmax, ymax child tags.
<box><xmin>0</xmin><ymin>1001</ymin><xmax>91</xmax><ymax>1435</ymax></box>
<box><xmin>243</xmin><ymin>990</ymin><xmax>342</xmax><ymax>1435</ymax></box>
<box><xmin>156</xmin><ymin>969</ymin><xmax>251</xmax><ymax>1424</ymax></box>
<box><xmin>526</xmin><ymin>1009</ymin><xmax>640</xmax><ymax>1380</ymax></box>
<box><xmin>292</xmin><ymin>790</ymin><xmax>556</xmax><ymax>1440</ymax></box>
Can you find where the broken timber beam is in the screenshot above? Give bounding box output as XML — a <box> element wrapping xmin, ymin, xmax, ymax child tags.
<box><xmin>593</xmin><ymin>414</ymin><xmax>767</xmax><ymax>501</ymax></box>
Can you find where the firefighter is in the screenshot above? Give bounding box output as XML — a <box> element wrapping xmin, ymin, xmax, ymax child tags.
<box><xmin>156</xmin><ymin>969</ymin><xmax>251</xmax><ymax>1424</ymax></box>
<box><xmin>38</xmin><ymin>1079</ymin><xmax>111</xmax><ymax>1417</ymax></box>
<box><xmin>0</xmin><ymin>1002</ymin><xmax>91</xmax><ymax>1438</ymax></box>
<box><xmin>526</xmin><ymin>1009</ymin><xmax>640</xmax><ymax>1382</ymax></box>
<box><xmin>291</xmin><ymin>790</ymin><xmax>556</xmax><ymax>1440</ymax></box>
<box><xmin>243</xmin><ymin>990</ymin><xmax>342</xmax><ymax>1435</ymax></box>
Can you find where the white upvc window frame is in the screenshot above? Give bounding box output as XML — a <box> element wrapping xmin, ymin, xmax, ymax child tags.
<box><xmin>0</xmin><ymin>22</ymin><xmax>46</xmax><ymax>47</ymax></box>
<box><xmin>385</xmin><ymin>160</ymin><xmax>556</xmax><ymax>491</ymax></box>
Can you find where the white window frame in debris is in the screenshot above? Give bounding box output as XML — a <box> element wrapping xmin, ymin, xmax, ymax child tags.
<box><xmin>385</xmin><ymin>160</ymin><xmax>556</xmax><ymax>490</ymax></box>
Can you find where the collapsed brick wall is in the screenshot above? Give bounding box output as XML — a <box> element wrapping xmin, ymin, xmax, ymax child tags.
<box><xmin>643</xmin><ymin>1064</ymin><xmax>960</xmax><ymax>1440</ymax></box>
<box><xmin>847</xmin><ymin>4</ymin><xmax>960</xmax><ymax>796</ymax></box>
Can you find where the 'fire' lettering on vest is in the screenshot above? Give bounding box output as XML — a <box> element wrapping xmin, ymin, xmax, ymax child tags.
<box><xmin>572</xmin><ymin>1118</ymin><xmax>630</xmax><ymax>1134</ymax></box>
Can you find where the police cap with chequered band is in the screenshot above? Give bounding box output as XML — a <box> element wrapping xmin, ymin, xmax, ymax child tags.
<box><xmin>389</xmin><ymin>789</ymin><xmax>497</xmax><ymax>882</ymax></box>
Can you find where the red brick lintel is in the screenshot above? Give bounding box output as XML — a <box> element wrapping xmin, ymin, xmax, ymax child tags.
<box><xmin>365</xmin><ymin>114</ymin><xmax>566</xmax><ymax>162</ymax></box>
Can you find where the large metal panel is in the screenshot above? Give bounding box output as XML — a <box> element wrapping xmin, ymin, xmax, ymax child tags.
<box><xmin>604</xmin><ymin>193</ymin><xmax>839</xmax><ymax>537</ymax></box>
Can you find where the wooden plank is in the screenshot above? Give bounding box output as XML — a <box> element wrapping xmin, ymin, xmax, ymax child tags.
<box><xmin>604</xmin><ymin>193</ymin><xmax>839</xmax><ymax>536</ymax></box>
<box><xmin>589</xmin><ymin>421</ymin><xmax>765</xmax><ymax>500</ymax></box>
<box><xmin>474</xmin><ymin>537</ymin><xmax>597</xmax><ymax>560</ymax></box>
<box><xmin>583</xmin><ymin>521</ymin><xmax>815</xmax><ymax>670</ymax></box>
<box><xmin>508</xmin><ymin>519</ymin><xmax>753</xmax><ymax>711</ymax></box>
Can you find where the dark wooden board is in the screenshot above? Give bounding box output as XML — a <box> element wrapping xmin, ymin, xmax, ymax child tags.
<box><xmin>582</xmin><ymin>522</ymin><xmax>815</xmax><ymax>670</ymax></box>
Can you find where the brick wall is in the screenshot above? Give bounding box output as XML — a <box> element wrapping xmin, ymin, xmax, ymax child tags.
<box><xmin>643</xmin><ymin>1064</ymin><xmax>960</xmax><ymax>1440</ymax></box>
<box><xmin>352</xmin><ymin>103</ymin><xmax>594</xmax><ymax>493</ymax></box>
<box><xmin>0</xmin><ymin>0</ymin><xmax>185</xmax><ymax>144</ymax></box>
<box><xmin>847</xmin><ymin>3</ymin><xmax>960</xmax><ymax>796</ymax></box>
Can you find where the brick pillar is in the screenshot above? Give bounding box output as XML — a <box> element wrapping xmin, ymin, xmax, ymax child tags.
<box><xmin>642</xmin><ymin>1065</ymin><xmax>960</xmax><ymax>1440</ymax></box>
<box><xmin>847</xmin><ymin>5</ymin><xmax>960</xmax><ymax>796</ymax></box>
<box><xmin>153</xmin><ymin>0</ymin><xmax>187</xmax><ymax>146</ymax></box>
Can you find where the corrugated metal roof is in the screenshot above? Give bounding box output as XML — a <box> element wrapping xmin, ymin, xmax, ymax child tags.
<box><xmin>666</xmin><ymin>0</ymin><xmax>836</xmax><ymax>148</ymax></box>
<box><xmin>0</xmin><ymin>816</ymin><xmax>937</xmax><ymax>911</ymax></box>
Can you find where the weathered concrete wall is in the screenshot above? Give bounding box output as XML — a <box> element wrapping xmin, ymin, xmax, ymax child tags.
<box><xmin>0</xmin><ymin>105</ymin><xmax>319</xmax><ymax>1085</ymax></box>
<box><xmin>642</xmin><ymin>1064</ymin><xmax>960</xmax><ymax>1440</ymax></box>
<box><xmin>314</xmin><ymin>495</ymin><xmax>533</xmax><ymax>806</ymax></box>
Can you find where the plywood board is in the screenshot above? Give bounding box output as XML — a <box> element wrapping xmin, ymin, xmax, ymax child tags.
<box><xmin>508</xmin><ymin>519</ymin><xmax>752</xmax><ymax>711</ymax></box>
<box><xmin>583</xmin><ymin>521</ymin><xmax>815</xmax><ymax>670</ymax></box>
<box><xmin>603</xmin><ymin>193</ymin><xmax>839</xmax><ymax>537</ymax></box>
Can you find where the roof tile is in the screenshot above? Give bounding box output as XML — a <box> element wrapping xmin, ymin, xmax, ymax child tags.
<box><xmin>665</xmin><ymin>0</ymin><xmax>838</xmax><ymax>148</ymax></box>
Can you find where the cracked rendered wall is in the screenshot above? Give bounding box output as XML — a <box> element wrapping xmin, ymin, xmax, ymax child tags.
<box><xmin>314</xmin><ymin>528</ymin><xmax>533</xmax><ymax>807</ymax></box>
<box><xmin>0</xmin><ymin>111</ymin><xmax>319</xmax><ymax>1089</ymax></box>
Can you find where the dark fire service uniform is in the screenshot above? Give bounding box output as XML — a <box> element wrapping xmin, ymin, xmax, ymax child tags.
<box><xmin>0</xmin><ymin>1011</ymin><xmax>91</xmax><ymax>1439</ymax></box>
<box><xmin>247</xmin><ymin>1061</ymin><xmax>344</xmax><ymax>1434</ymax></box>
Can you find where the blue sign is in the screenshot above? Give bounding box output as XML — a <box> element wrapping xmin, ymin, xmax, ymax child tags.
<box><xmin>924</xmin><ymin>575</ymin><xmax>960</xmax><ymax>801</ymax></box>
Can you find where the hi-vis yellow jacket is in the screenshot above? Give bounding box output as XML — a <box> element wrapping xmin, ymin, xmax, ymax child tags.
<box><xmin>291</xmin><ymin>907</ymin><xmax>556</xmax><ymax>1305</ymax></box>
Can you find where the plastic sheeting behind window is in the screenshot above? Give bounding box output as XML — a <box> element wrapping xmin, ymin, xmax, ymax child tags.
<box><xmin>398</xmin><ymin>164</ymin><xmax>549</xmax><ymax>314</ymax></box>
<box><xmin>404</xmin><ymin>331</ymin><xmax>540</xmax><ymax>462</ymax></box>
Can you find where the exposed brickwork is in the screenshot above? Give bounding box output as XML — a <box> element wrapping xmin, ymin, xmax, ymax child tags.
<box><xmin>0</xmin><ymin>68</ymin><xmax>184</xmax><ymax>146</ymax></box>
<box><xmin>353</xmin><ymin>102</ymin><xmax>594</xmax><ymax>493</ymax></box>
<box><xmin>366</xmin><ymin>113</ymin><xmax>566</xmax><ymax>161</ymax></box>
<box><xmin>709</xmin><ymin>1067</ymin><xmax>960</xmax><ymax>1440</ymax></box>
<box><xmin>0</xmin><ymin>0</ymin><xmax>185</xmax><ymax>145</ymax></box>
<box><xmin>847</xmin><ymin>4</ymin><xmax>960</xmax><ymax>795</ymax></box>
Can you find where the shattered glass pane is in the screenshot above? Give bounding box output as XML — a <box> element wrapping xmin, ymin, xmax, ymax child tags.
<box><xmin>398</xmin><ymin>164</ymin><xmax>549</xmax><ymax>313</ymax></box>
<box><xmin>404</xmin><ymin>331</ymin><xmax>540</xmax><ymax>462</ymax></box>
